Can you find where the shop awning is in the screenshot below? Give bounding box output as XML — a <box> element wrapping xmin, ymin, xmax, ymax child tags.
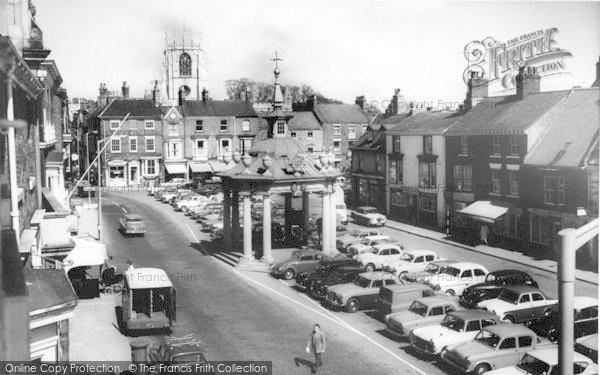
<box><xmin>189</xmin><ymin>162</ymin><xmax>212</xmax><ymax>173</ymax></box>
<box><xmin>24</xmin><ymin>267</ymin><xmax>78</xmax><ymax>325</ymax></box>
<box><xmin>40</xmin><ymin>216</ymin><xmax>75</xmax><ymax>254</ymax></box>
<box><xmin>458</xmin><ymin>201</ymin><xmax>508</xmax><ymax>223</ymax></box>
<box><xmin>165</xmin><ymin>163</ymin><xmax>187</xmax><ymax>175</ymax></box>
<box><xmin>19</xmin><ymin>228</ymin><xmax>38</xmax><ymax>254</ymax></box>
<box><xmin>209</xmin><ymin>162</ymin><xmax>230</xmax><ymax>172</ymax></box>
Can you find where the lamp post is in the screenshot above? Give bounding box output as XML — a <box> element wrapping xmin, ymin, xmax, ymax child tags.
<box><xmin>96</xmin><ymin>137</ymin><xmax>109</xmax><ymax>243</ymax></box>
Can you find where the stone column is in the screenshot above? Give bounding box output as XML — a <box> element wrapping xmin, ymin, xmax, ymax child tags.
<box><xmin>223</xmin><ymin>189</ymin><xmax>231</xmax><ymax>248</ymax></box>
<box><xmin>302</xmin><ymin>191</ymin><xmax>310</xmax><ymax>242</ymax></box>
<box><xmin>242</xmin><ymin>193</ymin><xmax>253</xmax><ymax>260</ymax></box>
<box><xmin>231</xmin><ymin>191</ymin><xmax>240</xmax><ymax>247</ymax></box>
<box><xmin>329</xmin><ymin>183</ymin><xmax>337</xmax><ymax>252</ymax></box>
<box><xmin>261</xmin><ymin>193</ymin><xmax>273</xmax><ymax>263</ymax></box>
<box><xmin>322</xmin><ymin>190</ymin><xmax>331</xmax><ymax>255</ymax></box>
<box><xmin>284</xmin><ymin>193</ymin><xmax>292</xmax><ymax>242</ymax></box>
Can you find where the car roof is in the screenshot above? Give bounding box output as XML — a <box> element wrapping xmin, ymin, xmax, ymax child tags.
<box><xmin>293</xmin><ymin>249</ymin><xmax>322</xmax><ymax>256</ymax></box>
<box><xmin>358</xmin><ymin>271</ymin><xmax>394</xmax><ymax>279</ymax></box>
<box><xmin>125</xmin><ymin>213</ymin><xmax>142</xmax><ymax>220</ymax></box>
<box><xmin>576</xmin><ymin>334</ymin><xmax>598</xmax><ymax>350</ymax></box>
<box><xmin>483</xmin><ymin>323</ymin><xmax>534</xmax><ymax>336</ymax></box>
<box><xmin>405</xmin><ymin>249</ymin><xmax>437</xmax><ymax>256</ymax></box>
<box><xmin>574</xmin><ymin>296</ymin><xmax>599</xmax><ymax>310</ymax></box>
<box><xmin>526</xmin><ymin>347</ymin><xmax>593</xmax><ymax>365</ymax></box>
<box><xmin>357</xmin><ymin>206</ymin><xmax>377</xmax><ymax>210</ymax></box>
<box><xmin>503</xmin><ymin>285</ymin><xmax>543</xmax><ymax>294</ymax></box>
<box><xmin>446</xmin><ymin>262</ymin><xmax>487</xmax><ymax>270</ymax></box>
<box><xmin>431</xmin><ymin>259</ymin><xmax>459</xmax><ymax>265</ymax></box>
<box><xmin>126</xmin><ymin>267</ymin><xmax>173</xmax><ymax>289</ymax></box>
<box><xmin>372</xmin><ymin>242</ymin><xmax>401</xmax><ymax>249</ymax></box>
<box><xmin>448</xmin><ymin>309</ymin><xmax>499</xmax><ymax>320</ymax></box>
<box><xmin>489</xmin><ymin>269</ymin><xmax>531</xmax><ymax>277</ymax></box>
<box><xmin>415</xmin><ymin>296</ymin><xmax>459</xmax><ymax>305</ymax></box>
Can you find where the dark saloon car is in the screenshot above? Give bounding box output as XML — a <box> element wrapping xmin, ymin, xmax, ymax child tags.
<box><xmin>528</xmin><ymin>296</ymin><xmax>598</xmax><ymax>342</ymax></box>
<box><xmin>295</xmin><ymin>259</ymin><xmax>362</xmax><ymax>290</ymax></box>
<box><xmin>309</xmin><ymin>266</ymin><xmax>365</xmax><ymax>300</ymax></box>
<box><xmin>271</xmin><ymin>249</ymin><xmax>327</xmax><ymax>280</ymax></box>
<box><xmin>460</xmin><ymin>269</ymin><xmax>538</xmax><ymax>308</ymax></box>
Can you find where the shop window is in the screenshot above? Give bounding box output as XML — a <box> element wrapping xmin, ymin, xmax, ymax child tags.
<box><xmin>391</xmin><ymin>190</ymin><xmax>408</xmax><ymax>207</ymax></box>
<box><xmin>418</xmin><ymin>195</ymin><xmax>437</xmax><ymax>212</ymax></box>
<box><xmin>419</xmin><ymin>161</ymin><xmax>436</xmax><ymax>188</ymax></box>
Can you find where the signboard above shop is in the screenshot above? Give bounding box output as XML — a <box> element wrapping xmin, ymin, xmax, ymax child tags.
<box><xmin>463</xmin><ymin>28</ymin><xmax>573</xmax><ymax>93</ymax></box>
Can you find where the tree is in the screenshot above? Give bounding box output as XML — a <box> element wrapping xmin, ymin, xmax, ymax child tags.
<box><xmin>224</xmin><ymin>79</ymin><xmax>343</xmax><ymax>104</ymax></box>
<box><xmin>225</xmin><ymin>78</ymin><xmax>255</xmax><ymax>100</ymax></box>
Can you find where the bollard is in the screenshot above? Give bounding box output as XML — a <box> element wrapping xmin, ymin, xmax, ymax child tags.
<box><xmin>130</xmin><ymin>338</ymin><xmax>150</xmax><ymax>373</ymax></box>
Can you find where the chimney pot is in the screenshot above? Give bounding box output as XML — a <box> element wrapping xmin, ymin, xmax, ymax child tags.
<box><xmin>355</xmin><ymin>95</ymin><xmax>366</xmax><ymax>110</ymax></box>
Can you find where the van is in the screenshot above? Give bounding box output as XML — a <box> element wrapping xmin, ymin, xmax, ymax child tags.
<box><xmin>336</xmin><ymin>203</ymin><xmax>348</xmax><ymax>225</ymax></box>
<box><xmin>375</xmin><ymin>283</ymin><xmax>431</xmax><ymax>321</ymax></box>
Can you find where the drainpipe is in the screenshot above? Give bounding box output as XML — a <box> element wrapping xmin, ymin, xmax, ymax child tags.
<box><xmin>6</xmin><ymin>62</ymin><xmax>20</xmax><ymax>241</ymax></box>
<box><xmin>34</xmin><ymin>119</ymin><xmax>42</xmax><ymax>207</ymax></box>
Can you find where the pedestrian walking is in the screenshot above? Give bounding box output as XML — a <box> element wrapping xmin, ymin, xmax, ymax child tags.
<box><xmin>306</xmin><ymin>324</ymin><xmax>325</xmax><ymax>373</ymax></box>
<box><xmin>126</xmin><ymin>260</ymin><xmax>135</xmax><ymax>274</ymax></box>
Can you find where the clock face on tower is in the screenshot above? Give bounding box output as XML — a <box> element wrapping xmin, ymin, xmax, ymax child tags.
<box><xmin>169</xmin><ymin>112</ymin><xmax>177</xmax><ymax>120</ymax></box>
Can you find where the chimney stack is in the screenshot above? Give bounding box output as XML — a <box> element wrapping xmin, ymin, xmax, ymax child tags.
<box><xmin>307</xmin><ymin>95</ymin><xmax>318</xmax><ymax>110</ymax></box>
<box><xmin>121</xmin><ymin>81</ymin><xmax>129</xmax><ymax>99</ymax></box>
<box><xmin>355</xmin><ymin>95</ymin><xmax>366</xmax><ymax>110</ymax></box>
<box><xmin>515</xmin><ymin>67</ymin><xmax>541</xmax><ymax>100</ymax></box>
<box><xmin>464</xmin><ymin>71</ymin><xmax>488</xmax><ymax>110</ymax></box>
<box><xmin>202</xmin><ymin>88</ymin><xmax>209</xmax><ymax>103</ymax></box>
<box><xmin>99</xmin><ymin>83</ymin><xmax>107</xmax><ymax>96</ymax></box>
<box><xmin>152</xmin><ymin>80</ymin><xmax>161</xmax><ymax>105</ymax></box>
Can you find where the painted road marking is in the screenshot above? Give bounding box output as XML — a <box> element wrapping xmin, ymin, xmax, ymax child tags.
<box><xmin>111</xmin><ymin>201</ymin><xmax>119</xmax><ymax>206</ymax></box>
<box><xmin>232</xmin><ymin>268</ymin><xmax>428</xmax><ymax>375</ymax></box>
<box><xmin>121</xmin><ymin>206</ymin><xmax>127</xmax><ymax>213</ymax></box>
<box><xmin>184</xmin><ymin>223</ymin><xmax>199</xmax><ymax>243</ymax></box>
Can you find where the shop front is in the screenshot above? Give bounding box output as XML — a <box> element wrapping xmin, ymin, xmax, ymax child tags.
<box><xmin>189</xmin><ymin>162</ymin><xmax>212</xmax><ymax>182</ymax></box>
<box><xmin>354</xmin><ymin>175</ymin><xmax>385</xmax><ymax>211</ymax></box>
<box><xmin>106</xmin><ymin>159</ymin><xmax>127</xmax><ymax>187</ymax></box>
<box><xmin>164</xmin><ymin>162</ymin><xmax>188</xmax><ymax>182</ymax></box>
<box><xmin>453</xmin><ymin>200</ymin><xmax>508</xmax><ymax>245</ymax></box>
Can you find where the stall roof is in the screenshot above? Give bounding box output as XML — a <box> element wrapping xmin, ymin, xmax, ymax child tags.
<box><xmin>126</xmin><ymin>268</ymin><xmax>173</xmax><ymax>289</ymax></box>
<box><xmin>24</xmin><ymin>267</ymin><xmax>77</xmax><ymax>315</ymax></box>
<box><xmin>458</xmin><ymin>201</ymin><xmax>508</xmax><ymax>223</ymax></box>
<box><xmin>164</xmin><ymin>163</ymin><xmax>187</xmax><ymax>174</ymax></box>
<box><xmin>62</xmin><ymin>238</ymin><xmax>107</xmax><ymax>273</ymax></box>
<box><xmin>189</xmin><ymin>162</ymin><xmax>212</xmax><ymax>173</ymax></box>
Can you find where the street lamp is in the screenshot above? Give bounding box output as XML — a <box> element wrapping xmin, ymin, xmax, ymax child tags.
<box><xmin>96</xmin><ymin>137</ymin><xmax>110</xmax><ymax>243</ymax></box>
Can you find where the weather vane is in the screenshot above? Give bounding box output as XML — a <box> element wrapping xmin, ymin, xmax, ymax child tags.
<box><xmin>271</xmin><ymin>51</ymin><xmax>283</xmax><ymax>69</ymax></box>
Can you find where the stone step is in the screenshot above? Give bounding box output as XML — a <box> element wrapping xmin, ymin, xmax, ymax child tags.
<box><xmin>212</xmin><ymin>252</ymin><xmax>239</xmax><ymax>267</ymax></box>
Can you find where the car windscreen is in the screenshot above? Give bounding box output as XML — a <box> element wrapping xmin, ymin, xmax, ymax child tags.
<box><xmin>409</xmin><ymin>301</ymin><xmax>428</xmax><ymax>316</ymax></box>
<box><xmin>127</xmin><ymin>218</ymin><xmax>142</xmax><ymax>222</ymax></box>
<box><xmin>361</xmin><ymin>238</ymin><xmax>371</xmax><ymax>244</ymax></box>
<box><xmin>442</xmin><ymin>315</ymin><xmax>465</xmax><ymax>332</ymax></box>
<box><xmin>400</xmin><ymin>253</ymin><xmax>414</xmax><ymax>262</ymax></box>
<box><xmin>475</xmin><ymin>330</ymin><xmax>501</xmax><ymax>348</ymax></box>
<box><xmin>498</xmin><ymin>289</ymin><xmax>520</xmax><ymax>304</ymax></box>
<box><xmin>350</xmin><ymin>229</ymin><xmax>361</xmax><ymax>237</ymax></box>
<box><xmin>363</xmin><ymin>208</ymin><xmax>378</xmax><ymax>214</ymax></box>
<box><xmin>353</xmin><ymin>276</ymin><xmax>371</xmax><ymax>288</ymax></box>
<box><xmin>485</xmin><ymin>273</ymin><xmax>497</xmax><ymax>282</ymax></box>
<box><xmin>425</xmin><ymin>263</ymin><xmax>440</xmax><ymax>274</ymax></box>
<box><xmin>517</xmin><ymin>354</ymin><xmax>550</xmax><ymax>374</ymax></box>
<box><xmin>369</xmin><ymin>247</ymin><xmax>379</xmax><ymax>254</ymax></box>
<box><xmin>442</xmin><ymin>267</ymin><xmax>460</xmax><ymax>277</ymax></box>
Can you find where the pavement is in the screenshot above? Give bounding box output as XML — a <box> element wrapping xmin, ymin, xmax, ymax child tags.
<box><xmin>383</xmin><ymin>219</ymin><xmax>598</xmax><ymax>285</ymax></box>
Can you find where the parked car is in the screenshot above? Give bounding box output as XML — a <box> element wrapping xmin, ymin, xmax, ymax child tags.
<box><xmin>346</xmin><ymin>235</ymin><xmax>397</xmax><ymax>257</ymax></box>
<box><xmin>383</xmin><ymin>249</ymin><xmax>443</xmax><ymax>280</ymax></box>
<box><xmin>461</xmin><ymin>270</ymin><xmax>539</xmax><ymax>308</ymax></box>
<box><xmin>576</xmin><ymin>334</ymin><xmax>598</xmax><ymax>364</ymax></box>
<box><xmin>118</xmin><ymin>214</ymin><xmax>145</xmax><ymax>236</ymax></box>
<box><xmin>295</xmin><ymin>259</ymin><xmax>362</xmax><ymax>291</ymax></box>
<box><xmin>425</xmin><ymin>262</ymin><xmax>488</xmax><ymax>296</ymax></box>
<box><xmin>384</xmin><ymin>296</ymin><xmax>462</xmax><ymax>340</ymax></box>
<box><xmin>336</xmin><ymin>203</ymin><xmax>348</xmax><ymax>225</ymax></box>
<box><xmin>354</xmin><ymin>243</ymin><xmax>404</xmax><ymax>272</ymax></box>
<box><xmin>410</xmin><ymin>310</ymin><xmax>502</xmax><ymax>358</ymax></box>
<box><xmin>404</xmin><ymin>260</ymin><xmax>459</xmax><ymax>283</ymax></box>
<box><xmin>174</xmin><ymin>195</ymin><xmax>208</xmax><ymax>211</ymax></box>
<box><xmin>351</xmin><ymin>206</ymin><xmax>387</xmax><ymax>227</ymax></box>
<box><xmin>324</xmin><ymin>271</ymin><xmax>396</xmax><ymax>313</ymax></box>
<box><xmin>270</xmin><ymin>249</ymin><xmax>330</xmax><ymax>280</ymax></box>
<box><xmin>161</xmin><ymin>189</ymin><xmax>188</xmax><ymax>203</ymax></box>
<box><xmin>484</xmin><ymin>347</ymin><xmax>598</xmax><ymax>375</ymax></box>
<box><xmin>440</xmin><ymin>324</ymin><xmax>554</xmax><ymax>375</ymax></box>
<box><xmin>477</xmin><ymin>285</ymin><xmax>558</xmax><ymax>323</ymax></box>
<box><xmin>528</xmin><ymin>296</ymin><xmax>598</xmax><ymax>342</ymax></box>
<box><xmin>170</xmin><ymin>190</ymin><xmax>195</xmax><ymax>205</ymax></box>
<box><xmin>336</xmin><ymin>229</ymin><xmax>382</xmax><ymax>252</ymax></box>
<box><xmin>307</xmin><ymin>266</ymin><xmax>365</xmax><ymax>300</ymax></box>
<box><xmin>374</xmin><ymin>283</ymin><xmax>432</xmax><ymax>320</ymax></box>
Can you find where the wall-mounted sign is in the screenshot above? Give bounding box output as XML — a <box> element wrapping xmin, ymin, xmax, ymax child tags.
<box><xmin>463</xmin><ymin>28</ymin><xmax>572</xmax><ymax>90</ymax></box>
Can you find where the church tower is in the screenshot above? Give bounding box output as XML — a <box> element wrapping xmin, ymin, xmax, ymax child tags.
<box><xmin>160</xmin><ymin>34</ymin><xmax>208</xmax><ymax>105</ymax></box>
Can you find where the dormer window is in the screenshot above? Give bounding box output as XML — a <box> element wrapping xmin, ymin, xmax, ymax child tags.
<box><xmin>276</xmin><ymin>121</ymin><xmax>286</xmax><ymax>135</ymax></box>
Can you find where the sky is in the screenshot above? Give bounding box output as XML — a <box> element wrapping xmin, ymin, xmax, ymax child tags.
<box><xmin>35</xmin><ymin>0</ymin><xmax>600</xmax><ymax>111</ymax></box>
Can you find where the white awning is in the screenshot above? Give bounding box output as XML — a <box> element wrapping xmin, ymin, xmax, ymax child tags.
<box><xmin>189</xmin><ymin>163</ymin><xmax>212</xmax><ymax>173</ymax></box>
<box><xmin>165</xmin><ymin>163</ymin><xmax>187</xmax><ymax>174</ymax></box>
<box><xmin>62</xmin><ymin>237</ymin><xmax>107</xmax><ymax>274</ymax></box>
<box><xmin>458</xmin><ymin>201</ymin><xmax>508</xmax><ymax>223</ymax></box>
<box><xmin>40</xmin><ymin>216</ymin><xmax>75</xmax><ymax>251</ymax></box>
<box><xmin>209</xmin><ymin>162</ymin><xmax>228</xmax><ymax>172</ymax></box>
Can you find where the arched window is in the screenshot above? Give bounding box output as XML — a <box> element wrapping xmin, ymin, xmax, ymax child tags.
<box><xmin>179</xmin><ymin>53</ymin><xmax>192</xmax><ymax>76</ymax></box>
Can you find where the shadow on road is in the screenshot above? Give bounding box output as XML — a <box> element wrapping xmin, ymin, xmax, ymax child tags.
<box><xmin>294</xmin><ymin>357</ymin><xmax>315</xmax><ymax>373</ymax></box>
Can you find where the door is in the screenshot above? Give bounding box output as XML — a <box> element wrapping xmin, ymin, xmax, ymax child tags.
<box><xmin>121</xmin><ymin>282</ymin><xmax>131</xmax><ymax>324</ymax></box>
<box><xmin>129</xmin><ymin>166</ymin><xmax>138</xmax><ymax>186</ymax></box>
<box><xmin>166</xmin><ymin>288</ymin><xmax>176</xmax><ymax>324</ymax></box>
<box><xmin>517</xmin><ymin>293</ymin><xmax>533</xmax><ymax>321</ymax></box>
<box><xmin>364</xmin><ymin>279</ymin><xmax>385</xmax><ymax>307</ymax></box>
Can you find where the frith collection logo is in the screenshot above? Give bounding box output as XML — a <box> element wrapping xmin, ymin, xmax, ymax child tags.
<box><xmin>463</xmin><ymin>27</ymin><xmax>572</xmax><ymax>91</ymax></box>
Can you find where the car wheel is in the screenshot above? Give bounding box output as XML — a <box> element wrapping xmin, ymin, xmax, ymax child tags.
<box><xmin>445</xmin><ymin>289</ymin><xmax>455</xmax><ymax>296</ymax></box>
<box><xmin>398</xmin><ymin>271</ymin><xmax>408</xmax><ymax>280</ymax></box>
<box><xmin>504</xmin><ymin>315</ymin><xmax>515</xmax><ymax>323</ymax></box>
<box><xmin>346</xmin><ymin>298</ymin><xmax>359</xmax><ymax>313</ymax></box>
<box><xmin>283</xmin><ymin>269</ymin><xmax>295</xmax><ymax>280</ymax></box>
<box><xmin>474</xmin><ymin>363</ymin><xmax>491</xmax><ymax>375</ymax></box>
<box><xmin>365</xmin><ymin>263</ymin><xmax>376</xmax><ymax>272</ymax></box>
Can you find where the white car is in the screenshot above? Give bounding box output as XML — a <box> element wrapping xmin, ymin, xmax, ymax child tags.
<box><xmin>354</xmin><ymin>244</ymin><xmax>404</xmax><ymax>272</ymax></box>
<box><xmin>351</xmin><ymin>206</ymin><xmax>387</xmax><ymax>227</ymax></box>
<box><xmin>175</xmin><ymin>195</ymin><xmax>208</xmax><ymax>211</ymax></box>
<box><xmin>410</xmin><ymin>310</ymin><xmax>502</xmax><ymax>358</ymax></box>
<box><xmin>476</xmin><ymin>286</ymin><xmax>558</xmax><ymax>323</ymax></box>
<box><xmin>426</xmin><ymin>262</ymin><xmax>488</xmax><ymax>296</ymax></box>
<box><xmin>347</xmin><ymin>235</ymin><xmax>393</xmax><ymax>257</ymax></box>
<box><xmin>485</xmin><ymin>347</ymin><xmax>598</xmax><ymax>375</ymax></box>
<box><xmin>383</xmin><ymin>249</ymin><xmax>443</xmax><ymax>279</ymax></box>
